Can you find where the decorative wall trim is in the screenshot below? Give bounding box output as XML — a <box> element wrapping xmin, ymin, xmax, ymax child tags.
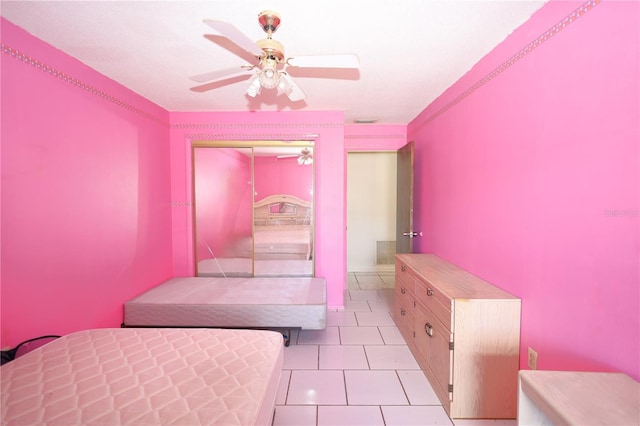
<box><xmin>185</xmin><ymin>133</ymin><xmax>320</xmax><ymax>141</ymax></box>
<box><xmin>411</xmin><ymin>0</ymin><xmax>602</xmax><ymax>131</ymax></box>
<box><xmin>345</xmin><ymin>134</ymin><xmax>406</xmax><ymax>140</ymax></box>
<box><xmin>172</xmin><ymin>122</ymin><xmax>343</xmax><ymax>130</ymax></box>
<box><xmin>1</xmin><ymin>42</ymin><xmax>169</xmax><ymax>127</ymax></box>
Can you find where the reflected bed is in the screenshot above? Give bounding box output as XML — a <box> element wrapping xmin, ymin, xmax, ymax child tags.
<box><xmin>198</xmin><ymin>258</ymin><xmax>313</xmax><ymax>277</ymax></box>
<box><xmin>196</xmin><ymin>194</ymin><xmax>314</xmax><ymax>277</ymax></box>
<box><xmin>252</xmin><ymin>194</ymin><xmax>313</xmax><ymax>261</ymax></box>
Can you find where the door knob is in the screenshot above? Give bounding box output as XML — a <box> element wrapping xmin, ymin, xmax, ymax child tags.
<box><xmin>403</xmin><ymin>232</ymin><xmax>419</xmax><ymax>237</ymax></box>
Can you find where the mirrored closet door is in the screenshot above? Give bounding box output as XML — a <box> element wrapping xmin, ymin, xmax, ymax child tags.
<box><xmin>192</xmin><ymin>141</ymin><xmax>315</xmax><ymax>278</ymax></box>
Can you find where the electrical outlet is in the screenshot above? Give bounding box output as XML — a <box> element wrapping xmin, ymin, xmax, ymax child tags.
<box><xmin>528</xmin><ymin>347</ymin><xmax>538</xmax><ymax>370</ymax></box>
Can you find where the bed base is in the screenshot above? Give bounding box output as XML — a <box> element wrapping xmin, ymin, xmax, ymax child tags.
<box><xmin>122</xmin><ymin>323</ymin><xmax>297</xmax><ymax>346</ymax></box>
<box><xmin>123</xmin><ymin>277</ymin><xmax>327</xmax><ymax>341</ymax></box>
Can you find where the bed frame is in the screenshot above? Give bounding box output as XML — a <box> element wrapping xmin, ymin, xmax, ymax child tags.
<box><xmin>123</xmin><ymin>276</ymin><xmax>327</xmax><ymax>346</ymax></box>
<box><xmin>1</xmin><ymin>328</ymin><xmax>283</xmax><ymax>425</ymax></box>
<box><xmin>253</xmin><ymin>194</ymin><xmax>312</xmax><ymax>227</ymax></box>
<box><xmin>253</xmin><ymin>194</ymin><xmax>313</xmax><ymax>261</ymax></box>
<box><xmin>197</xmin><ymin>258</ymin><xmax>313</xmax><ymax>277</ymax></box>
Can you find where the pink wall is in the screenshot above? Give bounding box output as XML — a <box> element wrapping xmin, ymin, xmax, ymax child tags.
<box><xmin>254</xmin><ymin>156</ymin><xmax>313</xmax><ymax>202</ymax></box>
<box><xmin>344</xmin><ymin>124</ymin><xmax>408</xmax><ymax>151</ymax></box>
<box><xmin>194</xmin><ymin>148</ymin><xmax>252</xmax><ymax>261</ymax></box>
<box><xmin>1</xmin><ymin>19</ymin><xmax>173</xmax><ymax>347</ymax></box>
<box><xmin>4</xmin><ymin>1</ymin><xmax>637</xmax><ymax>381</ymax></box>
<box><xmin>169</xmin><ymin>111</ymin><xmax>346</xmax><ymax>308</ymax></box>
<box><xmin>408</xmin><ymin>1</ymin><xmax>639</xmax><ymax>380</ymax></box>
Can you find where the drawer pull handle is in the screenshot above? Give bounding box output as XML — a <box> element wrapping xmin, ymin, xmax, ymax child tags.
<box><xmin>400</xmin><ymin>309</ymin><xmax>406</xmax><ymax>316</ymax></box>
<box><xmin>401</xmin><ymin>265</ymin><xmax>406</xmax><ymax>272</ymax></box>
<box><xmin>425</xmin><ymin>322</ymin><xmax>434</xmax><ymax>337</ymax></box>
<box><xmin>427</xmin><ymin>288</ymin><xmax>434</xmax><ymax>296</ymax></box>
<box><xmin>401</xmin><ymin>288</ymin><xmax>406</xmax><ymax>294</ymax></box>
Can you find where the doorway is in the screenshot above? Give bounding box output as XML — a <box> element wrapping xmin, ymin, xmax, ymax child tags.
<box><xmin>346</xmin><ymin>152</ymin><xmax>397</xmax><ymax>290</ymax></box>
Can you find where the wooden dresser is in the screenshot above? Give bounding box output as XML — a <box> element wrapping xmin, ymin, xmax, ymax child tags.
<box><xmin>393</xmin><ymin>254</ymin><xmax>522</xmax><ymax>419</ymax></box>
<box><xmin>518</xmin><ymin>370</ymin><xmax>640</xmax><ymax>425</ymax></box>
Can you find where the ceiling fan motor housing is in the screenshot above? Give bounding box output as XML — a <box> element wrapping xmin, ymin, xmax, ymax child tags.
<box><xmin>256</xmin><ymin>38</ymin><xmax>284</xmax><ymax>61</ymax></box>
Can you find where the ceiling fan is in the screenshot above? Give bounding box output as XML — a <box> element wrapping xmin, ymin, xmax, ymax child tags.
<box><xmin>277</xmin><ymin>148</ymin><xmax>313</xmax><ymax>165</ymax></box>
<box><xmin>190</xmin><ymin>10</ymin><xmax>359</xmax><ymax>102</ymax></box>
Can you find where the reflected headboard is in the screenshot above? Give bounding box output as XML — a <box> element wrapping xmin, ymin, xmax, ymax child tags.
<box><xmin>254</xmin><ymin>194</ymin><xmax>312</xmax><ymax>227</ymax></box>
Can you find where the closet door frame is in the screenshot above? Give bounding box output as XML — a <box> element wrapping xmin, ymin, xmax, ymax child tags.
<box><xmin>191</xmin><ymin>139</ymin><xmax>315</xmax><ymax>277</ymax></box>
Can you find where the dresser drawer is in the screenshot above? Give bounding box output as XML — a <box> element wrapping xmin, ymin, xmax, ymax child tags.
<box><xmin>414</xmin><ymin>278</ymin><xmax>453</xmax><ymax>331</ymax></box>
<box><xmin>393</xmin><ymin>297</ymin><xmax>415</xmax><ymax>340</ymax></box>
<box><xmin>395</xmin><ymin>278</ymin><xmax>414</xmax><ymax>307</ymax></box>
<box><xmin>396</xmin><ymin>260</ymin><xmax>418</xmax><ymax>285</ymax></box>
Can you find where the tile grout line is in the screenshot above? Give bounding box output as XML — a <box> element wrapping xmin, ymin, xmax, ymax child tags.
<box><xmin>363</xmin><ymin>344</ymin><xmax>372</xmax><ymax>370</ymax></box>
<box><xmin>379</xmin><ymin>405</ymin><xmax>387</xmax><ymax>426</ymax></box>
<box><xmin>342</xmin><ymin>370</ymin><xmax>349</xmax><ymax>407</ymax></box>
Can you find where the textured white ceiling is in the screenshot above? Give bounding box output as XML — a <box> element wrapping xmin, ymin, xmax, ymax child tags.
<box><xmin>1</xmin><ymin>0</ymin><xmax>547</xmax><ymax>124</ymax></box>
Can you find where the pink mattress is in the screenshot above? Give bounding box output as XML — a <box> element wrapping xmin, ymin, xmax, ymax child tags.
<box><xmin>1</xmin><ymin>328</ymin><xmax>283</xmax><ymax>425</ymax></box>
<box><xmin>197</xmin><ymin>258</ymin><xmax>313</xmax><ymax>277</ymax></box>
<box><xmin>254</xmin><ymin>227</ymin><xmax>312</xmax><ymax>260</ymax></box>
<box><xmin>124</xmin><ymin>277</ymin><xmax>327</xmax><ymax>330</ymax></box>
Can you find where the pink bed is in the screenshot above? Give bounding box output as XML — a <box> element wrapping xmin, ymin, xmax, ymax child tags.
<box><xmin>252</xmin><ymin>194</ymin><xmax>314</xmax><ymax>261</ymax></box>
<box><xmin>254</xmin><ymin>226</ymin><xmax>312</xmax><ymax>260</ymax></box>
<box><xmin>197</xmin><ymin>258</ymin><xmax>313</xmax><ymax>277</ymax></box>
<box><xmin>1</xmin><ymin>328</ymin><xmax>283</xmax><ymax>425</ymax></box>
<box><xmin>123</xmin><ymin>277</ymin><xmax>327</xmax><ymax>339</ymax></box>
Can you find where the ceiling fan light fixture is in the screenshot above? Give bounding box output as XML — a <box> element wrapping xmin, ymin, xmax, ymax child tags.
<box><xmin>246</xmin><ymin>75</ymin><xmax>262</xmax><ymax>97</ymax></box>
<box><xmin>276</xmin><ymin>76</ymin><xmax>292</xmax><ymax>96</ymax></box>
<box><xmin>297</xmin><ymin>148</ymin><xmax>313</xmax><ymax>166</ymax></box>
<box><xmin>257</xmin><ymin>57</ymin><xmax>280</xmax><ymax>89</ymax></box>
<box><xmin>297</xmin><ymin>156</ymin><xmax>312</xmax><ymax>166</ymax></box>
<box><xmin>258</xmin><ymin>68</ymin><xmax>280</xmax><ymax>89</ymax></box>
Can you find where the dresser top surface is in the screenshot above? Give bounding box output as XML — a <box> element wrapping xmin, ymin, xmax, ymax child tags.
<box><xmin>519</xmin><ymin>370</ymin><xmax>640</xmax><ymax>425</ymax></box>
<box><xmin>396</xmin><ymin>254</ymin><xmax>519</xmax><ymax>300</ymax></box>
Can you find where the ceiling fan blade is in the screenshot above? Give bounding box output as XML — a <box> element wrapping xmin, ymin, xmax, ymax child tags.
<box><xmin>287</xmin><ymin>54</ymin><xmax>359</xmax><ymax>69</ymax></box>
<box><xmin>190</xmin><ymin>73</ymin><xmax>253</xmax><ymax>93</ymax></box>
<box><xmin>190</xmin><ymin>67</ymin><xmax>251</xmax><ymax>83</ymax></box>
<box><xmin>280</xmin><ymin>73</ymin><xmax>306</xmax><ymax>102</ymax></box>
<box><xmin>203</xmin><ymin>19</ymin><xmax>264</xmax><ymax>57</ymax></box>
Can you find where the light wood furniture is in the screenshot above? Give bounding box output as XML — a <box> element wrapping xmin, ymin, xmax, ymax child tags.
<box><xmin>393</xmin><ymin>254</ymin><xmax>522</xmax><ymax>419</ymax></box>
<box><xmin>518</xmin><ymin>370</ymin><xmax>640</xmax><ymax>425</ymax></box>
<box><xmin>253</xmin><ymin>194</ymin><xmax>312</xmax><ymax>226</ymax></box>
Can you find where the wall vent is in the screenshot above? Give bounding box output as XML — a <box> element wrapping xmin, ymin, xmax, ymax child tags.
<box><xmin>376</xmin><ymin>241</ymin><xmax>396</xmax><ymax>265</ymax></box>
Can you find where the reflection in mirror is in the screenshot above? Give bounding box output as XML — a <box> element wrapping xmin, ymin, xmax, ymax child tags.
<box><xmin>252</xmin><ymin>194</ymin><xmax>313</xmax><ymax>276</ymax></box>
<box><xmin>194</xmin><ymin>146</ymin><xmax>253</xmax><ymax>277</ymax></box>
<box><xmin>193</xmin><ymin>142</ymin><xmax>314</xmax><ymax>277</ymax></box>
<box><xmin>269</xmin><ymin>202</ymin><xmax>296</xmax><ymax>215</ymax></box>
<box><xmin>253</xmin><ymin>145</ymin><xmax>314</xmax><ymax>277</ymax></box>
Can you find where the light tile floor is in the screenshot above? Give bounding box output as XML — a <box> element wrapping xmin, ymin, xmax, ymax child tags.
<box><xmin>273</xmin><ymin>272</ymin><xmax>517</xmax><ymax>426</ymax></box>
